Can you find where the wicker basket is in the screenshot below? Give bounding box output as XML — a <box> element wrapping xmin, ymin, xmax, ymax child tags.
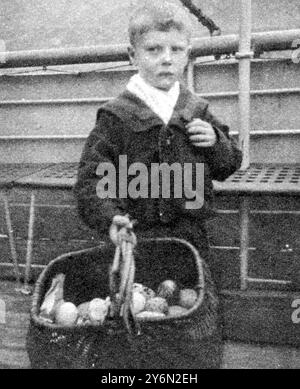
<box><xmin>26</xmin><ymin>237</ymin><xmax>222</xmax><ymax>369</ymax></box>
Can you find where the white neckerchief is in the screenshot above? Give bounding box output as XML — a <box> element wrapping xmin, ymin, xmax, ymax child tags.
<box><xmin>126</xmin><ymin>74</ymin><xmax>180</xmax><ymax>125</ymax></box>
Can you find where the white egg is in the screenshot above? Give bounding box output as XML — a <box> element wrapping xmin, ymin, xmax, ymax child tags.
<box><xmin>55</xmin><ymin>302</ymin><xmax>78</xmax><ymax>326</ymax></box>
<box><xmin>131</xmin><ymin>291</ymin><xmax>146</xmax><ymax>315</ymax></box>
<box><xmin>88</xmin><ymin>297</ymin><xmax>111</xmax><ymax>325</ymax></box>
<box><xmin>136</xmin><ymin>311</ymin><xmax>166</xmax><ymax>319</ymax></box>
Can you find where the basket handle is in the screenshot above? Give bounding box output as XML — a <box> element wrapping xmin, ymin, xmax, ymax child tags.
<box><xmin>108</xmin><ymin>216</ymin><xmax>140</xmax><ymax>335</ymax></box>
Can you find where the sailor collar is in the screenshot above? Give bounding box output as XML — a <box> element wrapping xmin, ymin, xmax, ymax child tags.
<box><xmin>101</xmin><ymin>85</ymin><xmax>209</xmax><ymax>133</ymax></box>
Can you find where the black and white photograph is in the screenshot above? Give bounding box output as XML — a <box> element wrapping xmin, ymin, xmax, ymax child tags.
<box><xmin>0</xmin><ymin>0</ymin><xmax>299</xmax><ymax>371</ymax></box>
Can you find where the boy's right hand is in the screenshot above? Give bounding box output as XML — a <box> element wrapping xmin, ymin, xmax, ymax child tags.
<box><xmin>112</xmin><ymin>215</ymin><xmax>132</xmax><ymax>228</ymax></box>
<box><xmin>110</xmin><ymin>214</ymin><xmax>135</xmax><ymax>246</ymax></box>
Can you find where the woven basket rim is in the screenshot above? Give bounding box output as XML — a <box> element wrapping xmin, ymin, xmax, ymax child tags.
<box><xmin>30</xmin><ymin>237</ymin><xmax>206</xmax><ymax>332</ymax></box>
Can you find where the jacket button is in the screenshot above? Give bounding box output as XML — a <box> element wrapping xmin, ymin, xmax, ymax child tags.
<box><xmin>159</xmin><ymin>212</ymin><xmax>163</xmax><ymax>217</ymax></box>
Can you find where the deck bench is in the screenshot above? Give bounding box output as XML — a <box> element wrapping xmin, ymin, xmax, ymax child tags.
<box><xmin>213</xmin><ymin>164</ymin><xmax>300</xmax><ymax>290</ymax></box>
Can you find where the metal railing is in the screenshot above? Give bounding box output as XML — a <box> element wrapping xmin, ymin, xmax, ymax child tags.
<box><xmin>0</xmin><ymin>30</ymin><xmax>299</xmax><ymax>69</ymax></box>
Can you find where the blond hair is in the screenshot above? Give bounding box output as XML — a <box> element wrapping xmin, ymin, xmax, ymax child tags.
<box><xmin>128</xmin><ymin>1</ymin><xmax>192</xmax><ymax>46</ymax></box>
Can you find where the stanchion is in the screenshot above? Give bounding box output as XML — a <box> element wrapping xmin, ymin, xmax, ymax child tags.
<box><xmin>22</xmin><ymin>192</ymin><xmax>36</xmax><ymax>295</ymax></box>
<box><xmin>2</xmin><ymin>191</ymin><xmax>22</xmax><ymax>291</ymax></box>
<box><xmin>236</xmin><ymin>0</ymin><xmax>253</xmax><ymax>169</ymax></box>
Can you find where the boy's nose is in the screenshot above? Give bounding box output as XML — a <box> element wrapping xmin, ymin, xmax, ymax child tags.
<box><xmin>161</xmin><ymin>48</ymin><xmax>172</xmax><ymax>63</ymax></box>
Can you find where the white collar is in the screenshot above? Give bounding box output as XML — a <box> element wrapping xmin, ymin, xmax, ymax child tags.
<box><xmin>126</xmin><ymin>74</ymin><xmax>180</xmax><ymax>125</ymax></box>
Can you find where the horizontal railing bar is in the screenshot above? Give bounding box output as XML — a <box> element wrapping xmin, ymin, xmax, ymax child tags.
<box><xmin>3</xmin><ymin>202</ymin><xmax>299</xmax><ymax>214</ymax></box>
<box><xmin>0</xmin><ymin>135</ymin><xmax>88</xmax><ymax>140</ymax></box>
<box><xmin>0</xmin><ymin>63</ymin><xmax>134</xmax><ymax>77</ymax></box>
<box><xmin>192</xmin><ymin>29</ymin><xmax>300</xmax><ymax>57</ymax></box>
<box><xmin>1</xmin><ymin>129</ymin><xmax>299</xmax><ymax>141</ymax></box>
<box><xmin>230</xmin><ymin>129</ymin><xmax>300</xmax><ymax>136</ymax></box>
<box><xmin>198</xmin><ymin>88</ymin><xmax>300</xmax><ymax>99</ymax></box>
<box><xmin>0</xmin><ymin>242</ymin><xmax>293</xmax><ymax>254</ymax></box>
<box><xmin>0</xmin><ymin>29</ymin><xmax>299</xmax><ymax>69</ymax></box>
<box><xmin>5</xmin><ymin>203</ymin><xmax>77</xmax><ymax>209</ymax></box>
<box><xmin>1</xmin><ymin>87</ymin><xmax>299</xmax><ymax>107</ymax></box>
<box><xmin>211</xmin><ymin>246</ymin><xmax>256</xmax><ymax>251</ymax></box>
<box><xmin>0</xmin><ymin>44</ymin><xmax>129</xmax><ymax>69</ymax></box>
<box><xmin>212</xmin><ymin>246</ymin><xmax>297</xmax><ymax>252</ymax></box>
<box><xmin>0</xmin><ymin>56</ymin><xmax>294</xmax><ymax>78</ymax></box>
<box><xmin>247</xmin><ymin>277</ymin><xmax>292</xmax><ymax>285</ymax></box>
<box><xmin>0</xmin><ymin>262</ymin><xmax>46</xmax><ymax>269</ymax></box>
<box><xmin>216</xmin><ymin>210</ymin><xmax>300</xmax><ymax>215</ymax></box>
<box><xmin>195</xmin><ymin>57</ymin><xmax>298</xmax><ymax>66</ymax></box>
<box><xmin>0</xmin><ymin>97</ymin><xmax>110</xmax><ymax>106</ymax></box>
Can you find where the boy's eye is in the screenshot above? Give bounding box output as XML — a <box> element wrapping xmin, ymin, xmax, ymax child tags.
<box><xmin>146</xmin><ymin>46</ymin><xmax>161</xmax><ymax>53</ymax></box>
<box><xmin>144</xmin><ymin>46</ymin><xmax>186</xmax><ymax>54</ymax></box>
<box><xmin>172</xmin><ymin>46</ymin><xmax>185</xmax><ymax>53</ymax></box>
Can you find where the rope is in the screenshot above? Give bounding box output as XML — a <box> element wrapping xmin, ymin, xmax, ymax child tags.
<box><xmin>180</xmin><ymin>0</ymin><xmax>221</xmax><ymax>36</ymax></box>
<box><xmin>108</xmin><ymin>217</ymin><xmax>140</xmax><ymax>336</ymax></box>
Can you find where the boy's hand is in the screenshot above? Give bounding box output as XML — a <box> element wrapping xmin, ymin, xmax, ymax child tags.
<box><xmin>112</xmin><ymin>215</ymin><xmax>131</xmax><ymax>228</ymax></box>
<box><xmin>110</xmin><ymin>214</ymin><xmax>136</xmax><ymax>246</ymax></box>
<box><xmin>186</xmin><ymin>119</ymin><xmax>217</xmax><ymax>148</ymax></box>
<box><xmin>109</xmin><ymin>214</ymin><xmax>130</xmax><ymax>243</ymax></box>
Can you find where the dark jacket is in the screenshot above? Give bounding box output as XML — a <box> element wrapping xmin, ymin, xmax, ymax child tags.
<box><xmin>74</xmin><ymin>85</ymin><xmax>242</xmax><ymax>237</ymax></box>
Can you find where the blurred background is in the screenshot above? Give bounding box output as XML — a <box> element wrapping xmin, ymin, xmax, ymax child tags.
<box><xmin>1</xmin><ymin>0</ymin><xmax>300</xmax><ymax>51</ymax></box>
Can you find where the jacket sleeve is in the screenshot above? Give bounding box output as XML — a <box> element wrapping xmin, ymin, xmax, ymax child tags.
<box><xmin>202</xmin><ymin>105</ymin><xmax>243</xmax><ymax>181</ymax></box>
<box><xmin>74</xmin><ymin>109</ymin><xmax>128</xmax><ymax>234</ymax></box>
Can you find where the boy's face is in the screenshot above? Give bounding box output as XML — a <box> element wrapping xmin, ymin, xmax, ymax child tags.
<box><xmin>128</xmin><ymin>28</ymin><xmax>191</xmax><ymax>91</ymax></box>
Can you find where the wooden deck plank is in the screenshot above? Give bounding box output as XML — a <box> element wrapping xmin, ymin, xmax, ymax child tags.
<box><xmin>0</xmin><ymin>348</ymin><xmax>30</xmax><ymax>369</ymax></box>
<box><xmin>223</xmin><ymin>343</ymin><xmax>300</xmax><ymax>369</ymax></box>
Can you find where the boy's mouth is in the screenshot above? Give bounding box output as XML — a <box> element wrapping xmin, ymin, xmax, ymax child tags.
<box><xmin>158</xmin><ymin>72</ymin><xmax>175</xmax><ymax>77</ymax></box>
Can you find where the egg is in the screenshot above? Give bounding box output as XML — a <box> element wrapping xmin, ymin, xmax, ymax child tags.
<box><xmin>145</xmin><ymin>297</ymin><xmax>169</xmax><ymax>314</ymax></box>
<box><xmin>168</xmin><ymin>305</ymin><xmax>189</xmax><ymax>316</ymax></box>
<box><xmin>136</xmin><ymin>311</ymin><xmax>166</xmax><ymax>319</ymax></box>
<box><xmin>132</xmin><ymin>283</ymin><xmax>156</xmax><ymax>301</ymax></box>
<box><xmin>131</xmin><ymin>291</ymin><xmax>146</xmax><ymax>315</ymax></box>
<box><xmin>77</xmin><ymin>302</ymin><xmax>90</xmax><ymax>318</ymax></box>
<box><xmin>88</xmin><ymin>297</ymin><xmax>111</xmax><ymax>325</ymax></box>
<box><xmin>178</xmin><ymin>289</ymin><xmax>198</xmax><ymax>309</ymax></box>
<box><xmin>157</xmin><ymin>280</ymin><xmax>178</xmax><ymax>303</ymax></box>
<box><xmin>55</xmin><ymin>302</ymin><xmax>78</xmax><ymax>326</ymax></box>
<box><xmin>76</xmin><ymin>302</ymin><xmax>90</xmax><ymax>325</ymax></box>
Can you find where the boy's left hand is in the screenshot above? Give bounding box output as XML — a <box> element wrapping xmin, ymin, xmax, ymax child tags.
<box><xmin>186</xmin><ymin>118</ymin><xmax>217</xmax><ymax>148</ymax></box>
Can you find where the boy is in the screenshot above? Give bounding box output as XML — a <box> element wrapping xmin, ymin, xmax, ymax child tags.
<box><xmin>74</xmin><ymin>1</ymin><xmax>242</xmax><ymax>368</ymax></box>
<box><xmin>75</xmin><ymin>1</ymin><xmax>241</xmax><ymax>269</ymax></box>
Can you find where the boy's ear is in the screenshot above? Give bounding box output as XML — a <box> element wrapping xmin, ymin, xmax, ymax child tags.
<box><xmin>187</xmin><ymin>45</ymin><xmax>192</xmax><ymax>58</ymax></box>
<box><xmin>128</xmin><ymin>46</ymin><xmax>135</xmax><ymax>66</ymax></box>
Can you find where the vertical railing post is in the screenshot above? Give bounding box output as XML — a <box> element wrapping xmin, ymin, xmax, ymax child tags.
<box><xmin>187</xmin><ymin>58</ymin><xmax>195</xmax><ymax>93</ymax></box>
<box><xmin>22</xmin><ymin>192</ymin><xmax>36</xmax><ymax>295</ymax></box>
<box><xmin>236</xmin><ymin>0</ymin><xmax>253</xmax><ymax>290</ymax></box>
<box><xmin>2</xmin><ymin>191</ymin><xmax>22</xmax><ymax>290</ymax></box>
<box><xmin>237</xmin><ymin>0</ymin><xmax>253</xmax><ymax>169</ymax></box>
<box><xmin>240</xmin><ymin>197</ymin><xmax>250</xmax><ymax>290</ymax></box>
